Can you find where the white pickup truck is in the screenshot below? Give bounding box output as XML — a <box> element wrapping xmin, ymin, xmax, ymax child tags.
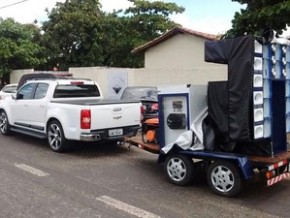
<box><xmin>0</xmin><ymin>79</ymin><xmax>141</xmax><ymax>152</ymax></box>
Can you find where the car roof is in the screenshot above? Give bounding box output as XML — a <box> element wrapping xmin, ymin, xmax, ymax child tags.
<box><xmin>4</xmin><ymin>83</ymin><xmax>18</xmax><ymax>87</ymax></box>
<box><xmin>25</xmin><ymin>78</ymin><xmax>95</xmax><ymax>85</ymax></box>
<box><xmin>17</xmin><ymin>73</ymin><xmax>73</xmax><ymax>89</ymax></box>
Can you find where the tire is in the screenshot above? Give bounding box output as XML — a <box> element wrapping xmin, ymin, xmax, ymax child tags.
<box><xmin>0</xmin><ymin>111</ymin><xmax>11</xmax><ymax>135</ymax></box>
<box><xmin>47</xmin><ymin>120</ymin><xmax>68</xmax><ymax>152</ymax></box>
<box><xmin>207</xmin><ymin>161</ymin><xmax>243</xmax><ymax>197</ymax></box>
<box><xmin>165</xmin><ymin>154</ymin><xmax>194</xmax><ymax>186</ymax></box>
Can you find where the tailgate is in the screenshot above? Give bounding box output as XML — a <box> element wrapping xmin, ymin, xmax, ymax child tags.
<box><xmin>90</xmin><ymin>103</ymin><xmax>141</xmax><ymax>130</ymax></box>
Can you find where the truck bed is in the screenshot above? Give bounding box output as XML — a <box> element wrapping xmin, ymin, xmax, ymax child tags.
<box><xmin>51</xmin><ymin>99</ymin><xmax>139</xmax><ymax>106</ymax></box>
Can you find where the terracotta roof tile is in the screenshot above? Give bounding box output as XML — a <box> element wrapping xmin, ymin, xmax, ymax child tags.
<box><xmin>132</xmin><ymin>27</ymin><xmax>217</xmax><ymax>54</ymax></box>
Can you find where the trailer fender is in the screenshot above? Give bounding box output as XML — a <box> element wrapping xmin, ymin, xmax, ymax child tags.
<box><xmin>157</xmin><ymin>144</ymin><xmax>181</xmax><ymax>163</ymax></box>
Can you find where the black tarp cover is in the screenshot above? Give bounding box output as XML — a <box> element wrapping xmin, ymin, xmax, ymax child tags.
<box><xmin>205</xmin><ymin>36</ymin><xmax>254</xmax><ymax>142</ymax></box>
<box><xmin>207</xmin><ymin>81</ymin><xmax>228</xmax><ymax>136</ymax></box>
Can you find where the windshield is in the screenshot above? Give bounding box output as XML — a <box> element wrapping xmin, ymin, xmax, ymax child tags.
<box><xmin>2</xmin><ymin>85</ymin><xmax>17</xmax><ymax>93</ymax></box>
<box><xmin>121</xmin><ymin>87</ymin><xmax>157</xmax><ymax>101</ymax></box>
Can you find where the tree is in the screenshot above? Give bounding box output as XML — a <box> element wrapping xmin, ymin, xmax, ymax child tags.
<box><xmin>0</xmin><ymin>18</ymin><xmax>44</xmax><ymax>82</ymax></box>
<box><xmin>112</xmin><ymin>0</ymin><xmax>185</xmax><ymax>67</ymax></box>
<box><xmin>41</xmin><ymin>0</ymin><xmax>185</xmax><ymax>69</ymax></box>
<box><xmin>41</xmin><ymin>0</ymin><xmax>104</xmax><ymax>70</ymax></box>
<box><xmin>124</xmin><ymin>0</ymin><xmax>184</xmax><ymax>41</ymax></box>
<box><xmin>225</xmin><ymin>0</ymin><xmax>290</xmax><ymax>38</ymax></box>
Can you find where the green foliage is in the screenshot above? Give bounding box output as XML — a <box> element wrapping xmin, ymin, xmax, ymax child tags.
<box><xmin>124</xmin><ymin>0</ymin><xmax>184</xmax><ymax>41</ymax></box>
<box><xmin>41</xmin><ymin>0</ymin><xmax>104</xmax><ymax>70</ymax></box>
<box><xmin>98</xmin><ymin>0</ymin><xmax>184</xmax><ymax>68</ymax></box>
<box><xmin>225</xmin><ymin>0</ymin><xmax>290</xmax><ymax>38</ymax></box>
<box><xmin>99</xmin><ymin>13</ymin><xmax>142</xmax><ymax>67</ymax></box>
<box><xmin>0</xmin><ymin>0</ymin><xmax>185</xmax><ymax>74</ymax></box>
<box><xmin>0</xmin><ymin>18</ymin><xmax>44</xmax><ymax>78</ymax></box>
<box><xmin>41</xmin><ymin>0</ymin><xmax>184</xmax><ymax>69</ymax></box>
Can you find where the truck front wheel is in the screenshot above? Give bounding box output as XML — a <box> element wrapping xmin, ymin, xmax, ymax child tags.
<box><xmin>165</xmin><ymin>154</ymin><xmax>194</xmax><ymax>186</ymax></box>
<box><xmin>207</xmin><ymin>161</ymin><xmax>243</xmax><ymax>197</ymax></box>
<box><xmin>47</xmin><ymin>120</ymin><xmax>68</xmax><ymax>152</ymax></box>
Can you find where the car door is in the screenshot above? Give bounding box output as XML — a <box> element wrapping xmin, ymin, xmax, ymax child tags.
<box><xmin>10</xmin><ymin>83</ymin><xmax>36</xmax><ymax>127</ymax></box>
<box><xmin>28</xmin><ymin>82</ymin><xmax>49</xmax><ymax>131</ymax></box>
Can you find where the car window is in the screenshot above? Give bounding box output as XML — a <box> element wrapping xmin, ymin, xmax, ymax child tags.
<box><xmin>34</xmin><ymin>83</ymin><xmax>49</xmax><ymax>99</ymax></box>
<box><xmin>17</xmin><ymin>83</ymin><xmax>35</xmax><ymax>100</ymax></box>
<box><xmin>2</xmin><ymin>85</ymin><xmax>17</xmax><ymax>93</ymax></box>
<box><xmin>54</xmin><ymin>84</ymin><xmax>100</xmax><ymax>98</ymax></box>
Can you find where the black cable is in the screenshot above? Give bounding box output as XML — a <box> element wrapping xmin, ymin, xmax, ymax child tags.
<box><xmin>0</xmin><ymin>0</ymin><xmax>29</xmax><ymax>10</ymax></box>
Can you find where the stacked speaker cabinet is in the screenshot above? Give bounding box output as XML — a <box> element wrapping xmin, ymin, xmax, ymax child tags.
<box><xmin>258</xmin><ymin>38</ymin><xmax>289</xmax><ymax>155</ymax></box>
<box><xmin>253</xmin><ymin>41</ymin><xmax>264</xmax><ymax>139</ymax></box>
<box><xmin>205</xmin><ymin>35</ymin><xmax>289</xmax><ymax>156</ymax></box>
<box><xmin>286</xmin><ymin>45</ymin><xmax>290</xmax><ymax>132</ymax></box>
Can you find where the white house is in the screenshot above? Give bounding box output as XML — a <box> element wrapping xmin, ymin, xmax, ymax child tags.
<box><xmin>130</xmin><ymin>27</ymin><xmax>227</xmax><ymax>86</ymax></box>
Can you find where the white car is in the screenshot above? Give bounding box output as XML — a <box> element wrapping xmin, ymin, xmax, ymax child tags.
<box><xmin>0</xmin><ymin>84</ymin><xmax>18</xmax><ymax>100</ymax></box>
<box><xmin>0</xmin><ymin>79</ymin><xmax>141</xmax><ymax>152</ymax></box>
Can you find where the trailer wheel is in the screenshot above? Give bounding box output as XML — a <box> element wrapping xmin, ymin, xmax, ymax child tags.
<box><xmin>165</xmin><ymin>154</ymin><xmax>194</xmax><ymax>186</ymax></box>
<box><xmin>0</xmin><ymin>111</ymin><xmax>11</xmax><ymax>135</ymax></box>
<box><xmin>207</xmin><ymin>161</ymin><xmax>243</xmax><ymax>197</ymax></box>
<box><xmin>47</xmin><ymin>120</ymin><xmax>68</xmax><ymax>152</ymax></box>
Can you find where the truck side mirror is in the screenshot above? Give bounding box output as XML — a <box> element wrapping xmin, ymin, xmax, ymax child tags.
<box><xmin>16</xmin><ymin>93</ymin><xmax>24</xmax><ymax>100</ymax></box>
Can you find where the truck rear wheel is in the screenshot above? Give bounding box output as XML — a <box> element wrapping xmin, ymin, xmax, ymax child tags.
<box><xmin>0</xmin><ymin>111</ymin><xmax>11</xmax><ymax>135</ymax></box>
<box><xmin>165</xmin><ymin>154</ymin><xmax>194</xmax><ymax>186</ymax></box>
<box><xmin>47</xmin><ymin>120</ymin><xmax>68</xmax><ymax>152</ymax></box>
<box><xmin>207</xmin><ymin>160</ymin><xmax>243</xmax><ymax>197</ymax></box>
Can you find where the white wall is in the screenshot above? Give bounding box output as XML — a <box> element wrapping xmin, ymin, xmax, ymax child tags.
<box><xmin>10</xmin><ymin>69</ymin><xmax>34</xmax><ymax>84</ymax></box>
<box><xmin>129</xmin><ymin>66</ymin><xmax>227</xmax><ymax>87</ymax></box>
<box><xmin>70</xmin><ymin>67</ymin><xmax>130</xmax><ymax>99</ymax></box>
<box><xmin>145</xmin><ymin>34</ymin><xmax>210</xmax><ymax>70</ymax></box>
<box><xmin>70</xmin><ymin>65</ymin><xmax>227</xmax><ymax>97</ymax></box>
<box><xmin>10</xmin><ymin>65</ymin><xmax>227</xmax><ymax>98</ymax></box>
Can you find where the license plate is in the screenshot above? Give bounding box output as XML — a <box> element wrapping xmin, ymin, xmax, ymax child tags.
<box><xmin>109</xmin><ymin>128</ymin><xmax>123</xmax><ymax>136</ymax></box>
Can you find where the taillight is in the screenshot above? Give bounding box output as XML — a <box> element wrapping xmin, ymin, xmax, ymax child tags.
<box><xmin>81</xmin><ymin>109</ymin><xmax>91</xmax><ymax>129</ymax></box>
<box><xmin>141</xmin><ymin>105</ymin><xmax>145</xmax><ymax>114</ymax></box>
<box><xmin>266</xmin><ymin>170</ymin><xmax>276</xmax><ymax>179</ymax></box>
<box><xmin>141</xmin><ymin>106</ymin><xmax>144</xmax><ymax>121</ymax></box>
<box><xmin>71</xmin><ymin>81</ymin><xmax>84</xmax><ymax>85</ymax></box>
<box><xmin>151</xmin><ymin>103</ymin><xmax>158</xmax><ymax>111</ymax></box>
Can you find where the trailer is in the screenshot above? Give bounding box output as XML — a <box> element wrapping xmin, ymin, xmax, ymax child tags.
<box><xmin>126</xmin><ymin>33</ymin><xmax>290</xmax><ymax>197</ymax></box>
<box><xmin>127</xmin><ymin>132</ymin><xmax>290</xmax><ymax>197</ymax></box>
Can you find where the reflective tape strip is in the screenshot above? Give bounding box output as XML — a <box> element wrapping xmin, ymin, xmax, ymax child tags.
<box><xmin>267</xmin><ymin>172</ymin><xmax>290</xmax><ymax>186</ymax></box>
<box><xmin>268</xmin><ymin>160</ymin><xmax>288</xmax><ymax>171</ymax></box>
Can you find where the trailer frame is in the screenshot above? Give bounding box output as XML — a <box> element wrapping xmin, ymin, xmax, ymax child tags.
<box><xmin>126</xmin><ymin>134</ymin><xmax>290</xmax><ymax>197</ymax></box>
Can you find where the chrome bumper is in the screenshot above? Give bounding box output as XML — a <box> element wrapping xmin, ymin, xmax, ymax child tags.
<box><xmin>80</xmin><ymin>125</ymin><xmax>140</xmax><ymax>142</ymax></box>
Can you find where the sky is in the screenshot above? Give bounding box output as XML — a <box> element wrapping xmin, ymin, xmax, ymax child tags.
<box><xmin>0</xmin><ymin>0</ymin><xmax>245</xmax><ymax>35</ymax></box>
